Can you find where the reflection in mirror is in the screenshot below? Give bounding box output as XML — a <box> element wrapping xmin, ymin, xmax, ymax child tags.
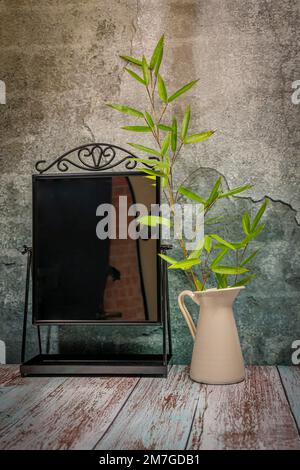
<box><xmin>33</xmin><ymin>174</ymin><xmax>159</xmax><ymax>324</ymax></box>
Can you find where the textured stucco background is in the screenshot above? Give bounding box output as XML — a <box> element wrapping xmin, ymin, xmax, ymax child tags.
<box><xmin>0</xmin><ymin>0</ymin><xmax>299</xmax><ymax>363</ymax></box>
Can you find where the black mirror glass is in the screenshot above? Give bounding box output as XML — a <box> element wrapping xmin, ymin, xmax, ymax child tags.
<box><xmin>33</xmin><ymin>173</ymin><xmax>160</xmax><ymax>324</ymax></box>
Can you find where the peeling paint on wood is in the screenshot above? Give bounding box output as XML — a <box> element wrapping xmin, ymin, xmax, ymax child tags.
<box><xmin>0</xmin><ymin>366</ymin><xmax>299</xmax><ymax>450</ymax></box>
<box><xmin>0</xmin><ymin>365</ymin><xmax>20</xmax><ymax>386</ymax></box>
<box><xmin>0</xmin><ymin>377</ymin><xmax>67</xmax><ymax>440</ymax></box>
<box><xmin>0</xmin><ymin>376</ymin><xmax>139</xmax><ymax>450</ymax></box>
<box><xmin>187</xmin><ymin>366</ymin><xmax>300</xmax><ymax>450</ymax></box>
<box><xmin>278</xmin><ymin>366</ymin><xmax>300</xmax><ymax>432</ymax></box>
<box><xmin>96</xmin><ymin>365</ymin><xmax>202</xmax><ymax>450</ymax></box>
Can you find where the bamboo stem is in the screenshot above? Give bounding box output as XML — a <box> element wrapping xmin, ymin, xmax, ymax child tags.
<box><xmin>143</xmin><ymin>76</ymin><xmax>199</xmax><ymax>291</ymax></box>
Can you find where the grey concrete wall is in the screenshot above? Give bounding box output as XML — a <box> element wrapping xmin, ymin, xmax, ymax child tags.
<box><xmin>0</xmin><ymin>0</ymin><xmax>299</xmax><ymax>364</ymax></box>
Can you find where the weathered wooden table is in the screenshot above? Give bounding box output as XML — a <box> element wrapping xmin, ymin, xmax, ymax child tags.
<box><xmin>0</xmin><ymin>365</ymin><xmax>299</xmax><ymax>450</ymax></box>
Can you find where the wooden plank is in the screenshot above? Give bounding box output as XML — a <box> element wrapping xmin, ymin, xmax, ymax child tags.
<box><xmin>0</xmin><ymin>376</ymin><xmax>67</xmax><ymax>438</ymax></box>
<box><xmin>96</xmin><ymin>365</ymin><xmax>202</xmax><ymax>450</ymax></box>
<box><xmin>0</xmin><ymin>376</ymin><xmax>139</xmax><ymax>450</ymax></box>
<box><xmin>0</xmin><ymin>365</ymin><xmax>21</xmax><ymax>386</ymax></box>
<box><xmin>278</xmin><ymin>366</ymin><xmax>300</xmax><ymax>432</ymax></box>
<box><xmin>187</xmin><ymin>366</ymin><xmax>300</xmax><ymax>450</ymax></box>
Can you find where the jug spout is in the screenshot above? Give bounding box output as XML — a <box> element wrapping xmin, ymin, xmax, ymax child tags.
<box><xmin>198</xmin><ymin>286</ymin><xmax>245</xmax><ymax>308</ymax></box>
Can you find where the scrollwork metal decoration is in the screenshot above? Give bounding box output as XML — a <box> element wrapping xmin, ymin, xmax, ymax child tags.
<box><xmin>35</xmin><ymin>143</ymin><xmax>158</xmax><ymax>174</ymax></box>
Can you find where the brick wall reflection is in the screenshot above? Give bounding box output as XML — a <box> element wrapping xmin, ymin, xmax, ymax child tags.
<box><xmin>103</xmin><ymin>177</ymin><xmax>145</xmax><ymax>320</ymax></box>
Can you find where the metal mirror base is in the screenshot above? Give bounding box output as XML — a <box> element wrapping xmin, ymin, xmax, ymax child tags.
<box><xmin>20</xmin><ymin>354</ymin><xmax>171</xmax><ymax>377</ymax></box>
<box><xmin>20</xmin><ymin>244</ymin><xmax>172</xmax><ymax>377</ymax></box>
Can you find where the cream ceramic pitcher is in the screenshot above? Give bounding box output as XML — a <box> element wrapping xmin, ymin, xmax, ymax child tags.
<box><xmin>178</xmin><ymin>286</ymin><xmax>245</xmax><ymax>384</ymax></box>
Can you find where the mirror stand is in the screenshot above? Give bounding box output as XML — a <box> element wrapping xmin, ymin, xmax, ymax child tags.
<box><xmin>19</xmin><ymin>143</ymin><xmax>172</xmax><ymax>377</ymax></box>
<box><xmin>20</xmin><ymin>244</ymin><xmax>172</xmax><ymax>377</ymax></box>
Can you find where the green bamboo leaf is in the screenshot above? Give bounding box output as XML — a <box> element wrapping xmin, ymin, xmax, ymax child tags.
<box><xmin>215</xmin><ymin>240</ymin><xmax>245</xmax><ymax>251</ymax></box>
<box><xmin>231</xmin><ymin>241</ymin><xmax>246</xmax><ymax>250</ymax></box>
<box><xmin>155</xmin><ymin>38</ymin><xmax>164</xmax><ymax>76</ymax></box>
<box><xmin>168</xmin><ymin>258</ymin><xmax>201</xmax><ymax>270</ymax></box>
<box><xmin>106</xmin><ymin>103</ymin><xmax>144</xmax><ymax>118</ymax></box>
<box><xmin>122</xmin><ymin>126</ymin><xmax>152</xmax><ymax>132</ymax></box>
<box><xmin>240</xmin><ymin>249</ymin><xmax>259</xmax><ymax>267</ymax></box>
<box><xmin>120</xmin><ymin>55</ymin><xmax>142</xmax><ymax>66</ymax></box>
<box><xmin>158</xmin><ymin>253</ymin><xmax>177</xmax><ymax>265</ymax></box>
<box><xmin>209</xmin><ymin>234</ymin><xmax>236</xmax><ymax>251</ymax></box>
<box><xmin>184</xmin><ymin>130</ymin><xmax>214</xmax><ymax>144</ymax></box>
<box><xmin>161</xmin><ymin>177</ymin><xmax>168</xmax><ymax>188</ymax></box>
<box><xmin>252</xmin><ymin>223</ymin><xmax>266</xmax><ymax>237</ymax></box>
<box><xmin>125</xmin><ymin>68</ymin><xmax>146</xmax><ymax>85</ymax></box>
<box><xmin>171</xmin><ymin>116</ymin><xmax>177</xmax><ymax>152</ymax></box>
<box><xmin>160</xmin><ymin>133</ymin><xmax>170</xmax><ymax>156</ymax></box>
<box><xmin>144</xmin><ymin>111</ymin><xmax>155</xmax><ymax>129</ymax></box>
<box><xmin>155</xmin><ymin>158</ymin><xmax>170</xmax><ymax>171</ymax></box>
<box><xmin>188</xmin><ymin>237</ymin><xmax>205</xmax><ymax>259</ymax></box>
<box><xmin>211</xmin><ymin>265</ymin><xmax>249</xmax><ymax>275</ymax></box>
<box><xmin>206</xmin><ymin>177</ymin><xmax>222</xmax><ymax>205</ymax></box>
<box><xmin>141</xmin><ymin>157</ymin><xmax>168</xmax><ymax>187</ymax></box>
<box><xmin>138</xmin><ymin>215</ymin><xmax>170</xmax><ymax>227</ymax></box>
<box><xmin>180</xmin><ymin>106</ymin><xmax>191</xmax><ymax>141</ymax></box>
<box><xmin>218</xmin><ymin>184</ymin><xmax>253</xmax><ymax>199</ymax></box>
<box><xmin>157</xmin><ymin>74</ymin><xmax>168</xmax><ymax>103</ymax></box>
<box><xmin>141</xmin><ymin>166</ymin><xmax>168</xmax><ymax>189</ymax></box>
<box><xmin>157</xmin><ymin>123</ymin><xmax>173</xmax><ymax>132</ymax></box>
<box><xmin>128</xmin><ymin>143</ymin><xmax>161</xmax><ymax>157</ymax></box>
<box><xmin>178</xmin><ymin>186</ymin><xmax>206</xmax><ymax>205</ymax></box>
<box><xmin>142</xmin><ymin>56</ymin><xmax>150</xmax><ymax>86</ymax></box>
<box><xmin>213</xmin><ymin>243</ymin><xmax>226</xmax><ymax>249</ymax></box>
<box><xmin>251</xmin><ymin>199</ymin><xmax>269</xmax><ymax>231</ymax></box>
<box><xmin>149</xmin><ymin>35</ymin><xmax>164</xmax><ymax>71</ymax></box>
<box><xmin>144</xmin><ymin>175</ymin><xmax>156</xmax><ymax>180</ymax></box>
<box><xmin>242</xmin><ymin>211</ymin><xmax>251</xmax><ymax>235</ymax></box>
<box><xmin>168</xmin><ymin>79</ymin><xmax>199</xmax><ymax>103</ymax></box>
<box><xmin>204</xmin><ymin>234</ymin><xmax>212</xmax><ymax>253</ymax></box>
<box><xmin>214</xmin><ymin>241</ymin><xmax>244</xmax><ymax>250</ymax></box>
<box><xmin>230</xmin><ymin>274</ymin><xmax>256</xmax><ymax>287</ymax></box>
<box><xmin>245</xmin><ymin>223</ymin><xmax>266</xmax><ymax>242</ymax></box>
<box><xmin>139</xmin><ymin>168</ymin><xmax>166</xmax><ymax>178</ymax></box>
<box><xmin>215</xmin><ymin>273</ymin><xmax>228</xmax><ymax>289</ymax></box>
<box><xmin>155</xmin><ymin>50</ymin><xmax>163</xmax><ymax>76</ymax></box>
<box><xmin>211</xmin><ymin>247</ymin><xmax>229</xmax><ymax>268</ymax></box>
<box><xmin>195</xmin><ymin>278</ymin><xmax>204</xmax><ymax>291</ymax></box>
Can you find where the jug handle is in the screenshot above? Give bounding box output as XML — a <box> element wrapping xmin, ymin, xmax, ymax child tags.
<box><xmin>178</xmin><ymin>290</ymin><xmax>197</xmax><ymax>341</ymax></box>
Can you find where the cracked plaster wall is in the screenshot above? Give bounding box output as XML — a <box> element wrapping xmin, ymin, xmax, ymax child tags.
<box><xmin>0</xmin><ymin>0</ymin><xmax>299</xmax><ymax>363</ymax></box>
